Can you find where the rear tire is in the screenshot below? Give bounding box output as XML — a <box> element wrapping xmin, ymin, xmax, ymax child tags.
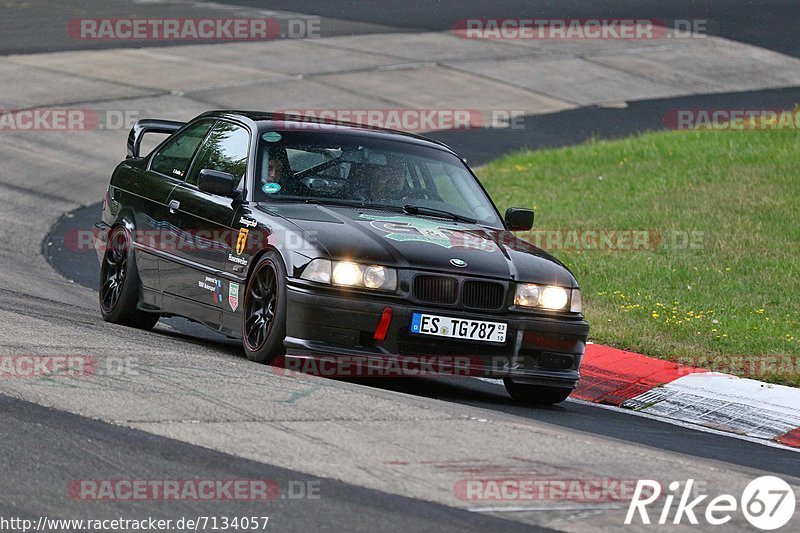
<box><xmin>242</xmin><ymin>251</ymin><xmax>287</xmax><ymax>363</ymax></box>
<box><xmin>99</xmin><ymin>225</ymin><xmax>159</xmax><ymax>330</ymax></box>
<box><xmin>504</xmin><ymin>379</ymin><xmax>572</xmax><ymax>405</ymax></box>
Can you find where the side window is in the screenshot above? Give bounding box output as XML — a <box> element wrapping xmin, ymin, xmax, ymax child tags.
<box><xmin>150</xmin><ymin>121</ymin><xmax>212</xmax><ymax>179</ymax></box>
<box><xmin>186</xmin><ymin>122</ymin><xmax>250</xmax><ymax>188</ymax></box>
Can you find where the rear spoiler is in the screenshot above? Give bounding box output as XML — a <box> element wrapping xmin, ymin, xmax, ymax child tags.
<box><xmin>127</xmin><ymin>119</ymin><xmax>186</xmax><ymax>158</ymax></box>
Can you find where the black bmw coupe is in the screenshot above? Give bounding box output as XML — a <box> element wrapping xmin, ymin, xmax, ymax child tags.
<box><xmin>94</xmin><ymin>111</ymin><xmax>589</xmax><ymax>404</ymax></box>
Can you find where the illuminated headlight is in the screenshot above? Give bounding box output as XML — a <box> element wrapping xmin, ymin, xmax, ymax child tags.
<box><xmin>540</xmin><ymin>286</ymin><xmax>569</xmax><ymax>310</ymax></box>
<box><xmin>515</xmin><ymin>283</ymin><xmax>577</xmax><ymax>312</ymax></box>
<box><xmin>332</xmin><ymin>261</ymin><xmax>362</xmax><ymax>286</ymax></box>
<box><xmin>301</xmin><ymin>259</ymin><xmax>397</xmax><ymax>291</ymax></box>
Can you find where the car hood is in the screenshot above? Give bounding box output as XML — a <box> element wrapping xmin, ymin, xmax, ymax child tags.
<box><xmin>258</xmin><ymin>203</ymin><xmax>578</xmax><ymax>287</ymax></box>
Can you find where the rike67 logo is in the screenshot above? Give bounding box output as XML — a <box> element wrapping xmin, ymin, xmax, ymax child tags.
<box><xmin>626</xmin><ymin>476</ymin><xmax>796</xmax><ymax>530</ymax></box>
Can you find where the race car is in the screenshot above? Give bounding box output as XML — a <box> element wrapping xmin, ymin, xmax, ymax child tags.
<box><xmin>94</xmin><ymin>110</ymin><xmax>589</xmax><ymax>404</ymax></box>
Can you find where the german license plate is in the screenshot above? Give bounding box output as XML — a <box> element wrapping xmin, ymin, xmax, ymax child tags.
<box><xmin>410</xmin><ymin>313</ymin><xmax>507</xmax><ymax>343</ymax></box>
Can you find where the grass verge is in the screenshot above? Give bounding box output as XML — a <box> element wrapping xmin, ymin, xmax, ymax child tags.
<box><xmin>478</xmin><ymin>128</ymin><xmax>800</xmax><ymax>386</ymax></box>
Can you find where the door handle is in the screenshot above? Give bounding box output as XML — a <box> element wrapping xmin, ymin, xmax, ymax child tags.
<box><xmin>168</xmin><ymin>200</ymin><xmax>180</xmax><ymax>214</ymax></box>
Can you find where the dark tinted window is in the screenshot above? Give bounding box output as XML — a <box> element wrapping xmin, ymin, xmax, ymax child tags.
<box><xmin>150</xmin><ymin>121</ymin><xmax>212</xmax><ymax>179</ymax></box>
<box><xmin>186</xmin><ymin>122</ymin><xmax>250</xmax><ymax>188</ymax></box>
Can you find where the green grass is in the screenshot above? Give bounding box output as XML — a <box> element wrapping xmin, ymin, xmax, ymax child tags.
<box><xmin>477</xmin><ymin>129</ymin><xmax>800</xmax><ymax>386</ymax></box>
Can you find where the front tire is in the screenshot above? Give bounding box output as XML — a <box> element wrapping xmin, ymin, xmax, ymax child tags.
<box><xmin>504</xmin><ymin>379</ymin><xmax>572</xmax><ymax>405</ymax></box>
<box><xmin>242</xmin><ymin>252</ymin><xmax>287</xmax><ymax>363</ymax></box>
<box><xmin>99</xmin><ymin>225</ymin><xmax>159</xmax><ymax>330</ymax></box>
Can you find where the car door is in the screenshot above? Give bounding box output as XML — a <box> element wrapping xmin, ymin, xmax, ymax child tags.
<box><xmin>132</xmin><ymin>120</ymin><xmax>213</xmax><ymax>291</ymax></box>
<box><xmin>160</xmin><ymin>120</ymin><xmax>251</xmax><ymax>316</ymax></box>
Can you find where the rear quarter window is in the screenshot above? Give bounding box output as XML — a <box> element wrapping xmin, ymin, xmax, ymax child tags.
<box><xmin>150</xmin><ymin>121</ymin><xmax>213</xmax><ymax>179</ymax></box>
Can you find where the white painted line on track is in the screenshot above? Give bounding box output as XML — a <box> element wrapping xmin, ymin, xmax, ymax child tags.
<box><xmin>625</xmin><ymin>373</ymin><xmax>800</xmax><ymax>439</ymax></box>
<box><xmin>473</xmin><ymin>377</ymin><xmax>799</xmax><ymax>452</ymax></box>
<box><xmin>568</xmin><ymin>397</ymin><xmax>800</xmax><ymax>452</ymax></box>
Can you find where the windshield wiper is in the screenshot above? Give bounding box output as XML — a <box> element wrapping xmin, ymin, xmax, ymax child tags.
<box><xmin>402</xmin><ymin>204</ymin><xmax>477</xmax><ymax>224</ymax></box>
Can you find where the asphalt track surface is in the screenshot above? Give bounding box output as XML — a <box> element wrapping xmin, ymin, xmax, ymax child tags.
<box><xmin>5</xmin><ymin>1</ymin><xmax>800</xmax><ymax>531</ymax></box>
<box><xmin>44</xmin><ymin>83</ymin><xmax>800</xmax><ymax>480</ymax></box>
<box><xmin>237</xmin><ymin>0</ymin><xmax>800</xmax><ymax>58</ymax></box>
<box><xmin>0</xmin><ymin>394</ymin><xmax>538</xmax><ymax>532</ymax></box>
<box><xmin>0</xmin><ymin>0</ymin><xmax>401</xmax><ymax>55</ymax></box>
<box><xmin>2</xmin><ymin>0</ymin><xmax>799</xmax><ymax>58</ymax></box>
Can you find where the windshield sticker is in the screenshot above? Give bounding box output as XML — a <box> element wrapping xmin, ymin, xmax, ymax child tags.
<box><xmin>262</xmin><ymin>182</ymin><xmax>281</xmax><ymax>194</ymax></box>
<box><xmin>262</xmin><ymin>131</ymin><xmax>282</xmax><ymax>142</ymax></box>
<box><xmin>359</xmin><ymin>214</ymin><xmax>496</xmax><ymax>251</ymax></box>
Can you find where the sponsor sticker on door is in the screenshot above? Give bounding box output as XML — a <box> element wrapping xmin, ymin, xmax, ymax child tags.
<box><xmin>229</xmin><ymin>282</ymin><xmax>239</xmax><ymax>312</ymax></box>
<box><xmin>236</xmin><ymin>228</ymin><xmax>249</xmax><ymax>254</ymax></box>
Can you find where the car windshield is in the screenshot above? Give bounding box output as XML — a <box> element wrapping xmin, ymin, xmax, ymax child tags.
<box><xmin>255</xmin><ymin>129</ymin><xmax>503</xmax><ymax>226</ymax></box>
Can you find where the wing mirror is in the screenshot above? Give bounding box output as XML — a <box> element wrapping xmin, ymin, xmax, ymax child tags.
<box><xmin>198</xmin><ymin>169</ymin><xmax>236</xmax><ymax>197</ymax></box>
<box><xmin>505</xmin><ymin>208</ymin><xmax>534</xmax><ymax>231</ymax></box>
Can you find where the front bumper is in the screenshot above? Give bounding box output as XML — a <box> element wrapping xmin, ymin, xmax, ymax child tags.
<box><xmin>284</xmin><ymin>281</ymin><xmax>589</xmax><ymax>388</ymax></box>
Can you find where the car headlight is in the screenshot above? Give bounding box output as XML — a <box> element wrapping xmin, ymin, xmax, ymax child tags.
<box><xmin>515</xmin><ymin>283</ymin><xmax>579</xmax><ymax>312</ymax></box>
<box><xmin>332</xmin><ymin>261</ymin><xmax>362</xmax><ymax>286</ymax></box>
<box><xmin>514</xmin><ymin>283</ymin><xmax>540</xmax><ymax>307</ymax></box>
<box><xmin>301</xmin><ymin>259</ymin><xmax>397</xmax><ymax>292</ymax></box>
<box><xmin>570</xmin><ymin>288</ymin><xmax>582</xmax><ymax>313</ymax></box>
<box><xmin>540</xmin><ymin>286</ymin><xmax>569</xmax><ymax>310</ymax></box>
<box><xmin>300</xmin><ymin>258</ymin><xmax>331</xmax><ymax>284</ymax></box>
<box><xmin>363</xmin><ymin>265</ymin><xmax>388</xmax><ymax>289</ymax></box>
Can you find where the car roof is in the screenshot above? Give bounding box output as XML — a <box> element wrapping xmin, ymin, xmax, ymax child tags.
<box><xmin>195</xmin><ymin>110</ymin><xmax>460</xmax><ymax>155</ymax></box>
